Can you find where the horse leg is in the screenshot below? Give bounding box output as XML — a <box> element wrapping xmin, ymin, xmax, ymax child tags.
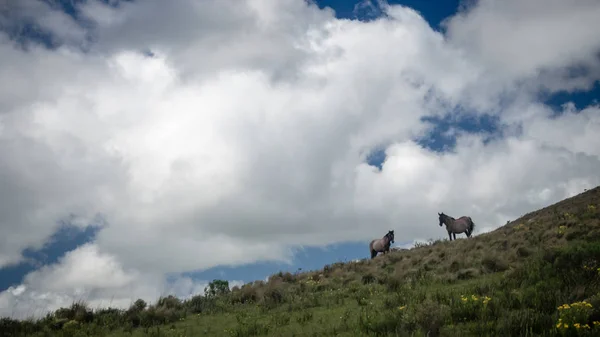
<box><xmin>453</xmin><ymin>232</ymin><xmax>456</xmax><ymax>240</ymax></box>
<box><xmin>448</xmin><ymin>231</ymin><xmax>452</xmax><ymax>241</ymax></box>
<box><xmin>371</xmin><ymin>249</ymin><xmax>377</xmax><ymax>259</ymax></box>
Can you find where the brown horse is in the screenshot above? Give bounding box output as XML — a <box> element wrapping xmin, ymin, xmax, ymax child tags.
<box><xmin>369</xmin><ymin>230</ymin><xmax>395</xmax><ymax>259</ymax></box>
<box><xmin>438</xmin><ymin>212</ymin><xmax>475</xmax><ymax>241</ymax></box>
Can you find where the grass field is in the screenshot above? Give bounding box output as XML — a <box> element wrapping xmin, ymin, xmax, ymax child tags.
<box><xmin>2</xmin><ymin>186</ymin><xmax>600</xmax><ymax>336</ymax></box>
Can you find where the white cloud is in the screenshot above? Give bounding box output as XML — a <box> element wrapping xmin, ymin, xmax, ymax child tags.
<box><xmin>0</xmin><ymin>0</ymin><xmax>87</xmax><ymax>46</ymax></box>
<box><xmin>352</xmin><ymin>0</ymin><xmax>383</xmax><ymax>19</ymax></box>
<box><xmin>0</xmin><ymin>243</ymin><xmax>244</xmax><ymax>318</ymax></box>
<box><xmin>444</xmin><ymin>0</ymin><xmax>600</xmax><ymax>94</ymax></box>
<box><xmin>1</xmin><ymin>0</ymin><xmax>600</xmax><ymax>318</ymax></box>
<box><xmin>522</xmin><ymin>103</ymin><xmax>600</xmax><ymax>158</ymax></box>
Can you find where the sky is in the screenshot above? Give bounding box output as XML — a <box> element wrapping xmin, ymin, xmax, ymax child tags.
<box><xmin>0</xmin><ymin>0</ymin><xmax>599</xmax><ymax>318</ymax></box>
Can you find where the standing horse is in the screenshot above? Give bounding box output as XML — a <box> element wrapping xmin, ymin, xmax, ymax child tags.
<box><xmin>438</xmin><ymin>212</ymin><xmax>475</xmax><ymax>241</ymax></box>
<box><xmin>369</xmin><ymin>230</ymin><xmax>395</xmax><ymax>259</ymax></box>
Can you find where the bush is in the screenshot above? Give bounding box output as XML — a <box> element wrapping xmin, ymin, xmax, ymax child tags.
<box><xmin>94</xmin><ymin>308</ymin><xmax>124</xmax><ymax>330</ymax></box>
<box><xmin>270</xmin><ymin>312</ymin><xmax>291</xmax><ymax>327</ymax></box>
<box><xmin>450</xmin><ymin>294</ymin><xmax>488</xmax><ymax>323</ymax></box>
<box><xmin>481</xmin><ymin>255</ymin><xmax>509</xmax><ymax>273</ymax></box>
<box><xmin>132</xmin><ymin>299</ymin><xmax>147</xmax><ymax>311</ymax></box>
<box><xmin>414</xmin><ymin>299</ymin><xmax>451</xmax><ymax>337</ymax></box>
<box><xmin>495</xmin><ymin>309</ymin><xmax>553</xmax><ymax>336</ymax></box>
<box><xmin>0</xmin><ymin>318</ymin><xmax>28</xmax><ymax>337</ymax></box>
<box><xmin>274</xmin><ymin>271</ymin><xmax>295</xmax><ymax>283</ymax></box>
<box><xmin>53</xmin><ymin>301</ymin><xmax>94</xmax><ymax>324</ymax></box>
<box><xmin>261</xmin><ymin>283</ymin><xmax>286</xmax><ymax>308</ymax></box>
<box><xmin>227</xmin><ymin>312</ymin><xmax>271</xmax><ymax>337</ymax></box>
<box><xmin>156</xmin><ymin>295</ymin><xmax>183</xmax><ymax>310</ymax></box>
<box><xmin>457</xmin><ymin>268</ymin><xmax>479</xmax><ymax>280</ymax></box>
<box><xmin>361</xmin><ymin>273</ymin><xmax>376</xmax><ymax>285</ymax></box>
<box><xmin>205</xmin><ymin>279</ymin><xmax>231</xmax><ymax>299</ymax></box>
<box><xmin>516</xmin><ymin>246</ymin><xmax>533</xmax><ymax>258</ymax></box>
<box><xmin>295</xmin><ymin>310</ymin><xmax>313</xmax><ymax>325</ymax></box>
<box><xmin>186</xmin><ymin>294</ymin><xmax>209</xmax><ymax>314</ymax></box>
<box><xmin>236</xmin><ymin>284</ymin><xmax>259</xmax><ymax>304</ymax></box>
<box><xmin>139</xmin><ymin>306</ymin><xmax>183</xmax><ymax>327</ymax></box>
<box><xmin>357</xmin><ymin>306</ymin><xmax>406</xmax><ymax>336</ymax></box>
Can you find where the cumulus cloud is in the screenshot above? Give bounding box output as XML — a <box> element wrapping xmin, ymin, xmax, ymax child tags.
<box><xmin>444</xmin><ymin>0</ymin><xmax>600</xmax><ymax>94</ymax></box>
<box><xmin>0</xmin><ymin>0</ymin><xmax>87</xmax><ymax>47</ymax></box>
<box><xmin>352</xmin><ymin>0</ymin><xmax>384</xmax><ymax>19</ymax></box>
<box><xmin>1</xmin><ymin>0</ymin><xmax>600</xmax><ymax>318</ymax></box>
<box><xmin>0</xmin><ymin>243</ymin><xmax>244</xmax><ymax>318</ymax></box>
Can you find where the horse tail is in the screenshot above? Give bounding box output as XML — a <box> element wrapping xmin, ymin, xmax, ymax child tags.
<box><xmin>369</xmin><ymin>240</ymin><xmax>376</xmax><ymax>259</ymax></box>
<box><xmin>468</xmin><ymin>217</ymin><xmax>475</xmax><ymax>235</ymax></box>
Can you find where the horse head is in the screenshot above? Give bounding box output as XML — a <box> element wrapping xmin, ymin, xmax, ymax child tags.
<box><xmin>386</xmin><ymin>230</ymin><xmax>395</xmax><ymax>244</ymax></box>
<box><xmin>438</xmin><ymin>212</ymin><xmax>445</xmax><ymax>227</ymax></box>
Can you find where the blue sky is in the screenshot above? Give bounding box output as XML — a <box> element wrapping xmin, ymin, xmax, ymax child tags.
<box><xmin>0</xmin><ymin>0</ymin><xmax>598</xmax><ymax>294</ymax></box>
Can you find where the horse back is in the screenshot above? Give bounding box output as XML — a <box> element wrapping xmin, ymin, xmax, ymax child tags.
<box><xmin>457</xmin><ymin>216</ymin><xmax>473</xmax><ymax>224</ymax></box>
<box><xmin>451</xmin><ymin>216</ymin><xmax>470</xmax><ymax>230</ymax></box>
<box><xmin>371</xmin><ymin>238</ymin><xmax>385</xmax><ymax>250</ymax></box>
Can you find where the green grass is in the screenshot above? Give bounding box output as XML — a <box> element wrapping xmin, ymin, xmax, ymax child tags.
<box><xmin>3</xmin><ymin>186</ymin><xmax>600</xmax><ymax>336</ymax></box>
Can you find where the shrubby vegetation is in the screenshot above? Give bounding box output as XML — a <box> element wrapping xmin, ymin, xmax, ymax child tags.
<box><xmin>2</xmin><ymin>187</ymin><xmax>600</xmax><ymax>336</ymax></box>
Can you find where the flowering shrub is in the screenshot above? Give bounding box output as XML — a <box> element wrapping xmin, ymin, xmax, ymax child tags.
<box><xmin>558</xmin><ymin>225</ymin><xmax>567</xmax><ymax>236</ymax></box>
<box><xmin>459</xmin><ymin>294</ymin><xmax>491</xmax><ymax>305</ymax></box>
<box><xmin>582</xmin><ymin>260</ymin><xmax>600</xmax><ymax>276</ymax></box>
<box><xmin>582</xmin><ymin>204</ymin><xmax>599</xmax><ymax>220</ymax></box>
<box><xmin>352</xmin><ymin>284</ymin><xmax>381</xmax><ymax>306</ymax></box>
<box><xmin>515</xmin><ymin>223</ymin><xmax>526</xmax><ymax>231</ymax></box>
<box><xmin>451</xmin><ymin>294</ymin><xmax>492</xmax><ymax>322</ymax></box>
<box><xmin>305</xmin><ymin>276</ymin><xmax>320</xmax><ymax>287</ymax></box>
<box><xmin>555</xmin><ymin>301</ymin><xmax>597</xmax><ymax>336</ymax></box>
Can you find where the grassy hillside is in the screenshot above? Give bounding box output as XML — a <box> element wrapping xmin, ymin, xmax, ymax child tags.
<box><xmin>2</xmin><ymin>186</ymin><xmax>600</xmax><ymax>337</ymax></box>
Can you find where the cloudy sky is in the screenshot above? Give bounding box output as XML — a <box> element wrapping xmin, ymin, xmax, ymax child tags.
<box><xmin>1</xmin><ymin>0</ymin><xmax>599</xmax><ymax>318</ymax></box>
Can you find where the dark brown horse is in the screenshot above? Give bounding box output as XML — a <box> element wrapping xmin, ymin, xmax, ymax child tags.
<box><xmin>369</xmin><ymin>230</ymin><xmax>395</xmax><ymax>259</ymax></box>
<box><xmin>438</xmin><ymin>212</ymin><xmax>475</xmax><ymax>241</ymax></box>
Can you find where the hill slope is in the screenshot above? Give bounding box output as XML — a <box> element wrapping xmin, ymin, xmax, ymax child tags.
<box><xmin>2</xmin><ymin>186</ymin><xmax>600</xmax><ymax>336</ymax></box>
